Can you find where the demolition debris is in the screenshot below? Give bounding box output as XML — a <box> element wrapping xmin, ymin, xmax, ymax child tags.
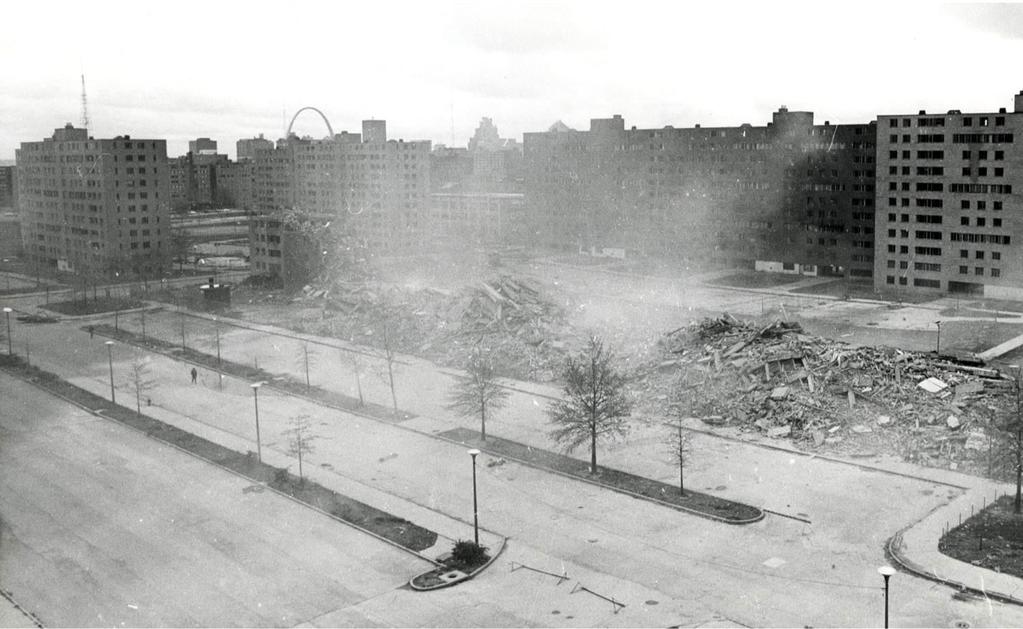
<box><xmin>641</xmin><ymin>314</ymin><xmax>1018</xmax><ymax>474</ymax></box>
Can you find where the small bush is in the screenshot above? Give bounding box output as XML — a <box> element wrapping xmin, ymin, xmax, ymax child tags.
<box><xmin>450</xmin><ymin>539</ymin><xmax>489</xmax><ymax>568</ymax></box>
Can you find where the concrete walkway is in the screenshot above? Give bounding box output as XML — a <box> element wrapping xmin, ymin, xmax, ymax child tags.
<box><xmin>889</xmin><ymin>480</ymin><xmax>1023</xmax><ymax>605</ymax></box>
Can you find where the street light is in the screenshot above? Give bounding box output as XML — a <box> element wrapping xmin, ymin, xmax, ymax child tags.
<box><xmin>935</xmin><ymin>320</ymin><xmax>942</xmax><ymax>355</ymax></box>
<box><xmin>878</xmin><ymin>565</ymin><xmax>896</xmax><ymax>628</ymax></box>
<box><xmin>104</xmin><ymin>341</ymin><xmax>115</xmax><ymax>402</ymax></box>
<box><xmin>468</xmin><ymin>448</ymin><xmax>481</xmax><ymax>545</ymax></box>
<box><xmin>3</xmin><ymin>307</ymin><xmax>12</xmax><ymax>355</ymax></box>
<box><xmin>250</xmin><ymin>382</ymin><xmax>263</xmax><ymax>462</ymax></box>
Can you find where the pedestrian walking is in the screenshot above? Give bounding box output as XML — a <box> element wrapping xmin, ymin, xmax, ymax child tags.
<box><xmin>88</xmin><ymin>325</ymin><xmax>94</xmax><ymax>339</ymax></box>
<box><xmin>190</xmin><ymin>367</ymin><xmax>197</xmax><ymax>384</ymax></box>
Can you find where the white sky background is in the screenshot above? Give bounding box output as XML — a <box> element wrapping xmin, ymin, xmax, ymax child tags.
<box><xmin>2</xmin><ymin>1</ymin><xmax>1022</xmax><ymax>160</ymax></box>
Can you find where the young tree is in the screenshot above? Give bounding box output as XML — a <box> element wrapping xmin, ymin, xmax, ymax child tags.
<box><xmin>666</xmin><ymin>418</ymin><xmax>692</xmax><ymax>496</ymax></box>
<box><xmin>294</xmin><ymin>342</ymin><xmax>315</xmax><ymax>391</ymax></box>
<box><xmin>127</xmin><ymin>354</ymin><xmax>156</xmax><ymax>416</ymax></box>
<box><xmin>447</xmin><ymin>344</ymin><xmax>511</xmax><ymax>441</ymax></box>
<box><xmin>282</xmin><ymin>414</ymin><xmax>318</xmax><ymax>483</ymax></box>
<box><xmin>548</xmin><ymin>335</ymin><xmax>632</xmax><ymax>474</ymax></box>
<box><xmin>348</xmin><ymin>349</ymin><xmax>365</xmax><ymax>407</ymax></box>
<box><xmin>369</xmin><ymin>307</ymin><xmax>402</xmax><ymax>419</ymax></box>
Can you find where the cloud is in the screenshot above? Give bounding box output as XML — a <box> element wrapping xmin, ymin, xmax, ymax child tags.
<box><xmin>943</xmin><ymin>3</ymin><xmax>1023</xmax><ymax>39</ymax></box>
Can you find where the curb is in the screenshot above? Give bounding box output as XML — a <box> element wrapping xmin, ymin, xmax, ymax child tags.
<box><xmin>885</xmin><ymin>527</ymin><xmax>1023</xmax><ymax>607</ymax></box>
<box><xmin>0</xmin><ymin>587</ymin><xmax>44</xmax><ymax>628</ymax></box>
<box><xmin>0</xmin><ymin>362</ymin><xmax>441</xmax><ymax>568</ymax></box>
<box><xmin>434</xmin><ymin>432</ymin><xmax>764</xmax><ymax>526</ymax></box>
<box><xmin>409</xmin><ymin>537</ymin><xmax>509</xmax><ymax>591</ymax></box>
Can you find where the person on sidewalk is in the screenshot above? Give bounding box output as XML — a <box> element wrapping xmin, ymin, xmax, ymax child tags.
<box><xmin>190</xmin><ymin>367</ymin><xmax>197</xmax><ymax>384</ymax></box>
<box><xmin>88</xmin><ymin>325</ymin><xmax>94</xmax><ymax>339</ymax></box>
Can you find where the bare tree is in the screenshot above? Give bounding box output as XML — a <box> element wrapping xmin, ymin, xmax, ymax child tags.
<box><xmin>348</xmin><ymin>349</ymin><xmax>365</xmax><ymax>407</ymax></box>
<box><xmin>369</xmin><ymin>308</ymin><xmax>402</xmax><ymax>419</ymax></box>
<box><xmin>282</xmin><ymin>414</ymin><xmax>318</xmax><ymax>483</ymax></box>
<box><xmin>295</xmin><ymin>342</ymin><xmax>315</xmax><ymax>391</ymax></box>
<box><xmin>548</xmin><ymin>335</ymin><xmax>632</xmax><ymax>474</ymax></box>
<box><xmin>666</xmin><ymin>418</ymin><xmax>692</xmax><ymax>496</ymax></box>
<box><xmin>127</xmin><ymin>354</ymin><xmax>156</xmax><ymax>416</ymax></box>
<box><xmin>447</xmin><ymin>344</ymin><xmax>510</xmax><ymax>441</ymax></box>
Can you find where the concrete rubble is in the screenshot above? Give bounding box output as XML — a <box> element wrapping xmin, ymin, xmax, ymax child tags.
<box><xmin>640</xmin><ymin>313</ymin><xmax>1021</xmax><ymax>475</ymax></box>
<box><xmin>293</xmin><ymin>275</ymin><xmax>571</xmax><ymax>381</ymax></box>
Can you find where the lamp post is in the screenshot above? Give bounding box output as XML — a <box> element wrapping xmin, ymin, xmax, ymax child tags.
<box><xmin>468</xmin><ymin>448</ymin><xmax>481</xmax><ymax>545</ymax></box>
<box><xmin>878</xmin><ymin>565</ymin><xmax>895</xmax><ymax>628</ymax></box>
<box><xmin>251</xmin><ymin>382</ymin><xmax>263</xmax><ymax>462</ymax></box>
<box><xmin>3</xmin><ymin>307</ymin><xmax>12</xmax><ymax>355</ymax></box>
<box><xmin>104</xmin><ymin>340</ymin><xmax>115</xmax><ymax>402</ymax></box>
<box><xmin>935</xmin><ymin>320</ymin><xmax>942</xmax><ymax>355</ymax></box>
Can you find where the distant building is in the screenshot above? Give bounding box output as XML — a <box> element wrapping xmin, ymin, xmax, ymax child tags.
<box><xmin>0</xmin><ymin>210</ymin><xmax>21</xmax><ymax>258</ymax></box>
<box><xmin>189</xmin><ymin>137</ymin><xmax>218</xmax><ymax>157</ymax></box>
<box><xmin>16</xmin><ymin>124</ymin><xmax>171</xmax><ymax>278</ymax></box>
<box><xmin>249</xmin><ymin>119</ymin><xmax>431</xmax><ymax>286</ymax></box>
<box><xmin>873</xmin><ymin>92</ymin><xmax>1023</xmax><ymax>298</ymax></box>
<box><xmin>0</xmin><ymin>165</ymin><xmax>14</xmax><ymax>209</ymax></box>
<box><xmin>237</xmin><ymin>134</ymin><xmax>273</xmax><ymax>162</ymax></box>
<box><xmin>428</xmin><ymin>192</ymin><xmax>526</xmax><ymax>250</ymax></box>
<box><xmin>523</xmin><ymin>110</ymin><xmax>877</xmax><ymax>278</ymax></box>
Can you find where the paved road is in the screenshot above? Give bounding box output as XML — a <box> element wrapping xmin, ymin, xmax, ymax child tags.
<box><xmin>7</xmin><ymin>299</ymin><xmax>1023</xmax><ymax>625</ymax></box>
<box><xmin>0</xmin><ymin>372</ymin><xmax>428</xmax><ymax>627</ymax></box>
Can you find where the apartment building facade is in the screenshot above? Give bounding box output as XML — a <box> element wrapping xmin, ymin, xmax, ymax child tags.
<box><xmin>16</xmin><ymin>124</ymin><xmax>171</xmax><ymax>278</ymax></box>
<box><xmin>873</xmin><ymin>93</ymin><xmax>1023</xmax><ymax>298</ymax></box>
<box><xmin>523</xmin><ymin>110</ymin><xmax>877</xmax><ymax>277</ymax></box>
<box><xmin>248</xmin><ymin>119</ymin><xmax>430</xmax><ymax>285</ymax></box>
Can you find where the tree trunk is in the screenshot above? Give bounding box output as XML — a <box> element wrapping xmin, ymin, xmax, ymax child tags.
<box><xmin>590</xmin><ymin>423</ymin><xmax>597</xmax><ymax>474</ymax></box>
<box><xmin>481</xmin><ymin>402</ymin><xmax>487</xmax><ymax>442</ymax></box>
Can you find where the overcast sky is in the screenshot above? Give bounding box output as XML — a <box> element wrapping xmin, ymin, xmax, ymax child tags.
<box><xmin>3</xmin><ymin>1</ymin><xmax>1023</xmax><ymax>160</ymax></box>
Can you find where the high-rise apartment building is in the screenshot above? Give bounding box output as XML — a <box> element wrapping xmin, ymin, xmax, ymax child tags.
<box><xmin>249</xmin><ymin>119</ymin><xmax>430</xmax><ymax>285</ymax></box>
<box><xmin>873</xmin><ymin>92</ymin><xmax>1023</xmax><ymax>298</ymax></box>
<box><xmin>237</xmin><ymin>135</ymin><xmax>273</xmax><ymax>162</ymax></box>
<box><xmin>0</xmin><ymin>165</ymin><xmax>15</xmax><ymax>209</ymax></box>
<box><xmin>16</xmin><ymin>124</ymin><xmax>170</xmax><ymax>278</ymax></box>
<box><xmin>523</xmin><ymin>110</ymin><xmax>877</xmax><ymax>277</ymax></box>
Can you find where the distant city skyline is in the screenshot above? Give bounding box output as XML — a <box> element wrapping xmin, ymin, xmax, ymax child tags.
<box><xmin>3</xmin><ymin>1</ymin><xmax>1023</xmax><ymax>159</ymax></box>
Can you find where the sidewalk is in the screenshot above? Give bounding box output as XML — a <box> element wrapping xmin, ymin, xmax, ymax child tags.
<box><xmin>889</xmin><ymin>481</ymin><xmax>1023</xmax><ymax>605</ymax></box>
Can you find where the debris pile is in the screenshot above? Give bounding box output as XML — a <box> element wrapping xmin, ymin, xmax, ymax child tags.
<box><xmin>293</xmin><ymin>276</ymin><xmax>571</xmax><ymax>381</ymax></box>
<box><xmin>641</xmin><ymin>313</ymin><xmax>1016</xmax><ymax>473</ymax></box>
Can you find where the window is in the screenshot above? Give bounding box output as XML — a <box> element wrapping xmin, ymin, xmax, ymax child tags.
<box><xmin>960</xmin><ymin>250</ymin><xmax>969</xmax><ymax>258</ymax></box>
<box><xmin>887</xmin><ymin>244</ymin><xmax>896</xmax><ymax>253</ymax></box>
<box><xmin>963</xmin><ymin>150</ymin><xmax>971</xmax><ymax>159</ymax></box>
<box><xmin>978</xmin><ymin>201</ymin><xmax>986</xmax><ymax>210</ymax></box>
<box><xmin>899</xmin><ymin>261</ymin><xmax>909</xmax><ymax>269</ymax></box>
<box><xmin>996</xmin><ymin>168</ymin><xmax>1004</xmax><ymax>177</ymax></box>
<box><xmin>888</xmin><ymin>213</ymin><xmax>896</xmax><ymax>221</ymax></box>
<box><xmin>964</xmin><ymin>118</ymin><xmax>973</xmax><ymax>127</ymax></box>
<box><xmin>994</xmin><ymin>201</ymin><xmax>1003</xmax><ymax>210</ymax></box>
<box><xmin>992</xmin><ymin>268</ymin><xmax>1001</xmax><ymax>278</ymax></box>
<box><xmin>995</xmin><ymin>150</ymin><xmax>1004</xmax><ymax>160</ymax></box>
<box><xmin>890</xmin><ymin>134</ymin><xmax>898</xmax><ymax>143</ymax></box>
<box><xmin>963</xmin><ymin>167</ymin><xmax>972</xmax><ymax>176</ymax></box>
<box><xmin>961</xmin><ymin>217</ymin><xmax>970</xmax><ymax>226</ymax></box>
<box><xmin>993</xmin><ymin>251</ymin><xmax>1001</xmax><ymax>261</ymax></box>
<box><xmin>886</xmin><ymin>276</ymin><xmax>895</xmax><ymax>285</ymax></box>
<box><xmin>887</xmin><ymin>260</ymin><xmax>896</xmax><ymax>268</ymax></box>
<box><xmin>888</xmin><ymin>229</ymin><xmax>897</xmax><ymax>237</ymax></box>
<box><xmin>977</xmin><ymin>218</ymin><xmax>986</xmax><ymax>227</ymax></box>
<box><xmin>889</xmin><ymin>166</ymin><xmax>898</xmax><ymax>175</ymax></box>
<box><xmin>996</xmin><ymin>117</ymin><xmax>1006</xmax><ymax>126</ymax></box>
<box><xmin>899</xmin><ymin>277</ymin><xmax>907</xmax><ymax>286</ymax></box>
<box><xmin>976</xmin><ymin>267</ymin><xmax>984</xmax><ymax>275</ymax></box>
<box><xmin>979</xmin><ymin>167</ymin><xmax>988</xmax><ymax>176</ymax></box>
<box><xmin>889</xmin><ymin>150</ymin><xmax>898</xmax><ymax>159</ymax></box>
<box><xmin>980</xmin><ymin>117</ymin><xmax>989</xmax><ymax>127</ymax></box>
<box><xmin>961</xmin><ymin>200</ymin><xmax>970</xmax><ymax>209</ymax></box>
<box><xmin>900</xmin><ymin>245</ymin><xmax>909</xmax><ymax>254</ymax></box>
<box><xmin>960</xmin><ymin>266</ymin><xmax>969</xmax><ymax>274</ymax></box>
<box><xmin>980</xmin><ymin>151</ymin><xmax>989</xmax><ymax>160</ymax></box>
<box><xmin>902</xmin><ymin>166</ymin><xmax>910</xmax><ymax>175</ymax></box>
<box><xmin>994</xmin><ymin>218</ymin><xmax>1002</xmax><ymax>227</ymax></box>
<box><xmin>976</xmin><ymin>251</ymin><xmax>985</xmax><ymax>260</ymax></box>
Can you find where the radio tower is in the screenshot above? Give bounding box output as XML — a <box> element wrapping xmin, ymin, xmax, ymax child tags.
<box><xmin>80</xmin><ymin>74</ymin><xmax>90</xmax><ymax>129</ymax></box>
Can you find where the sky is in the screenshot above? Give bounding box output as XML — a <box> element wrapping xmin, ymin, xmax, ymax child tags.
<box><xmin>3</xmin><ymin>1</ymin><xmax>1023</xmax><ymax>160</ymax></box>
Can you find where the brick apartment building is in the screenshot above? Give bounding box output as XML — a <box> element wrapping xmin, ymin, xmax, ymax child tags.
<box><xmin>873</xmin><ymin>92</ymin><xmax>1023</xmax><ymax>299</ymax></box>
<box><xmin>523</xmin><ymin>110</ymin><xmax>877</xmax><ymax>277</ymax></box>
<box><xmin>249</xmin><ymin>119</ymin><xmax>430</xmax><ymax>285</ymax></box>
<box><xmin>16</xmin><ymin>124</ymin><xmax>171</xmax><ymax>278</ymax></box>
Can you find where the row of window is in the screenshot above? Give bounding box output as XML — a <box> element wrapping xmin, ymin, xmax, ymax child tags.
<box><xmin>888</xmin><ymin>116</ymin><xmax>1007</xmax><ymax>128</ymax></box>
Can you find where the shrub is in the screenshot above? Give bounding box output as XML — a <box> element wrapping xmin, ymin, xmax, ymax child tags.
<box><xmin>450</xmin><ymin>539</ymin><xmax>489</xmax><ymax>568</ymax></box>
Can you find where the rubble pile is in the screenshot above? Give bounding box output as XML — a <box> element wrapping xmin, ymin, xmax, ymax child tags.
<box><xmin>641</xmin><ymin>313</ymin><xmax>1017</xmax><ymax>473</ymax></box>
<box><xmin>294</xmin><ymin>276</ymin><xmax>571</xmax><ymax>381</ymax></box>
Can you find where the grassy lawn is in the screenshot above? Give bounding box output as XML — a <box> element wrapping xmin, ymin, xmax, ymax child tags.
<box><xmin>0</xmin><ymin>353</ymin><xmax>437</xmax><ymax>552</ymax></box>
<box><xmin>44</xmin><ymin>297</ymin><xmax>144</xmax><ymax>316</ymax></box>
<box><xmin>439</xmin><ymin>427</ymin><xmax>763</xmax><ymax>524</ymax></box>
<box><xmin>709</xmin><ymin>271</ymin><xmax>805</xmax><ymax>289</ymax></box>
<box><xmin>90</xmin><ymin>323</ymin><xmax>412</xmax><ymax>424</ymax></box>
<box><xmin>939</xmin><ymin>495</ymin><xmax>1023</xmax><ymax>579</ymax></box>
